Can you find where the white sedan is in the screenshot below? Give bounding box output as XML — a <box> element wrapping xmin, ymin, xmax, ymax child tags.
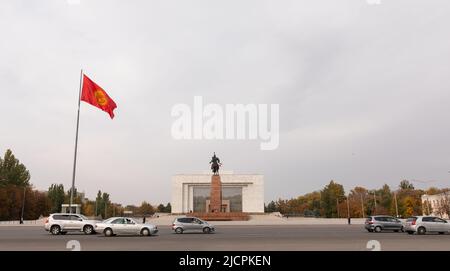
<box><xmin>95</xmin><ymin>217</ymin><xmax>158</xmax><ymax>237</ymax></box>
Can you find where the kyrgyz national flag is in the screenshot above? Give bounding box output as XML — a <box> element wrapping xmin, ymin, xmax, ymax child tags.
<box><xmin>81</xmin><ymin>74</ymin><xmax>117</xmax><ymax>119</ymax></box>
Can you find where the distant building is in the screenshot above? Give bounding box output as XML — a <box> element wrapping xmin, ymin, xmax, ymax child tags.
<box><xmin>422</xmin><ymin>192</ymin><xmax>450</xmax><ymax>219</ymax></box>
<box><xmin>171</xmin><ymin>171</ymin><xmax>264</xmax><ymax>214</ymax></box>
<box><xmin>123</xmin><ymin>210</ymin><xmax>133</xmax><ymax>217</ymax></box>
<box><xmin>60</xmin><ymin>190</ymin><xmax>87</xmax><ymax>214</ymax></box>
<box><xmin>61</xmin><ymin>204</ymin><xmax>81</xmax><ymax>214</ymax></box>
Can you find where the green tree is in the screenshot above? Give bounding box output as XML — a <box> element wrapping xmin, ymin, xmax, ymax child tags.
<box><xmin>101</xmin><ymin>192</ymin><xmax>110</xmax><ymax>218</ymax></box>
<box><xmin>95</xmin><ymin>190</ymin><xmax>102</xmax><ymax>217</ymax></box>
<box><xmin>94</xmin><ymin>190</ymin><xmax>111</xmax><ymax>218</ymax></box>
<box><xmin>321</xmin><ymin>180</ymin><xmax>345</xmax><ymax>218</ymax></box>
<box><xmin>399</xmin><ymin>180</ymin><xmax>414</xmax><ymax>190</ymax></box>
<box><xmin>47</xmin><ymin>184</ymin><xmax>65</xmax><ymax>213</ymax></box>
<box><xmin>0</xmin><ymin>149</ymin><xmax>30</xmax><ymax>187</ymax></box>
<box><xmin>156</xmin><ymin>204</ymin><xmax>165</xmax><ymax>212</ymax></box>
<box><xmin>301</xmin><ymin>191</ymin><xmax>322</xmax><ymax>217</ymax></box>
<box><xmin>378</xmin><ymin>184</ymin><xmax>392</xmax><ymax>214</ymax></box>
<box><xmin>165</xmin><ymin>202</ymin><xmax>171</xmax><ymax>213</ymax></box>
<box><xmin>265</xmin><ymin>201</ymin><xmax>277</xmax><ymax>212</ymax></box>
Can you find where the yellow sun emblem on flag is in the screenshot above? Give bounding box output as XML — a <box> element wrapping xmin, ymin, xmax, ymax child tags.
<box><xmin>94</xmin><ymin>90</ymin><xmax>108</xmax><ymax>106</ymax></box>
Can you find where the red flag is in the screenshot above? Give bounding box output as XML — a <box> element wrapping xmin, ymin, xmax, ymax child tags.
<box><xmin>81</xmin><ymin>74</ymin><xmax>117</xmax><ymax>119</ymax></box>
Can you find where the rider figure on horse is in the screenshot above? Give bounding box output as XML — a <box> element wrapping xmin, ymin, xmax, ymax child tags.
<box><xmin>210</xmin><ymin>152</ymin><xmax>221</xmax><ymax>175</ymax></box>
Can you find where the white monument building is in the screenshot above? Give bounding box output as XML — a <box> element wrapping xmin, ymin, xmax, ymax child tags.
<box><xmin>171</xmin><ymin>171</ymin><xmax>264</xmax><ymax>214</ymax></box>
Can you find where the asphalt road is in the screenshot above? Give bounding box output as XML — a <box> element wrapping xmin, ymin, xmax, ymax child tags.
<box><xmin>0</xmin><ymin>225</ymin><xmax>449</xmax><ymax>251</ymax></box>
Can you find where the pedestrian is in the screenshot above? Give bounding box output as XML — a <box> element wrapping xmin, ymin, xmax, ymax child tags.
<box><xmin>142</xmin><ymin>216</ymin><xmax>146</xmax><ymax>223</ymax></box>
<box><xmin>348</xmin><ymin>217</ymin><xmax>351</xmax><ymax>225</ymax></box>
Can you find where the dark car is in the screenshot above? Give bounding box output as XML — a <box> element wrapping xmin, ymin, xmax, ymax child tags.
<box><xmin>365</xmin><ymin>215</ymin><xmax>404</xmax><ymax>233</ymax></box>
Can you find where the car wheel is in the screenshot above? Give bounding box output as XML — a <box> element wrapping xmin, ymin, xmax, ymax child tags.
<box><xmin>50</xmin><ymin>225</ymin><xmax>61</xmax><ymax>235</ymax></box>
<box><xmin>417</xmin><ymin>227</ymin><xmax>426</xmax><ymax>235</ymax></box>
<box><xmin>175</xmin><ymin>227</ymin><xmax>183</xmax><ymax>234</ymax></box>
<box><xmin>104</xmin><ymin>228</ymin><xmax>113</xmax><ymax>237</ymax></box>
<box><xmin>367</xmin><ymin>229</ymin><xmax>373</xmax><ymax>233</ymax></box>
<box><xmin>83</xmin><ymin>225</ymin><xmax>94</xmax><ymax>235</ymax></box>
<box><xmin>407</xmin><ymin>231</ymin><xmax>414</xmax><ymax>235</ymax></box>
<box><xmin>203</xmin><ymin>227</ymin><xmax>211</xmax><ymax>234</ymax></box>
<box><xmin>438</xmin><ymin>232</ymin><xmax>445</xmax><ymax>235</ymax></box>
<box><xmin>394</xmin><ymin>230</ymin><xmax>399</xmax><ymax>232</ymax></box>
<box><xmin>374</xmin><ymin>226</ymin><xmax>382</xmax><ymax>233</ymax></box>
<box><xmin>401</xmin><ymin>226</ymin><xmax>405</xmax><ymax>233</ymax></box>
<box><xmin>141</xmin><ymin>228</ymin><xmax>151</xmax><ymax>236</ymax></box>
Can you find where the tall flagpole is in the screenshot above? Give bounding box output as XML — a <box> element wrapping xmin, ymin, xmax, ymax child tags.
<box><xmin>69</xmin><ymin>69</ymin><xmax>83</xmax><ymax>214</ymax></box>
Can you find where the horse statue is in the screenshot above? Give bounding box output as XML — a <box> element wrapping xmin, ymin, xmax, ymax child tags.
<box><xmin>209</xmin><ymin>152</ymin><xmax>222</xmax><ymax>175</ymax></box>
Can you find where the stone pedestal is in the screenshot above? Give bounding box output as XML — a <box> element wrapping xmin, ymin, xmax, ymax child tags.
<box><xmin>209</xmin><ymin>175</ymin><xmax>222</xmax><ymax>213</ymax></box>
<box><xmin>186</xmin><ymin>174</ymin><xmax>251</xmax><ymax>221</ymax></box>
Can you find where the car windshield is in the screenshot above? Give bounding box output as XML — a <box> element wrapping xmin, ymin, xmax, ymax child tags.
<box><xmin>406</xmin><ymin>217</ymin><xmax>417</xmax><ymax>222</ymax></box>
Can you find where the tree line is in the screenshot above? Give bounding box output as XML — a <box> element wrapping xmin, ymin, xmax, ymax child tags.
<box><xmin>265</xmin><ymin>180</ymin><xmax>450</xmax><ymax>218</ymax></box>
<box><xmin>0</xmin><ymin>149</ymin><xmax>170</xmax><ymax>221</ymax></box>
<box><xmin>3</xmin><ymin>148</ymin><xmax>448</xmax><ymax>220</ymax></box>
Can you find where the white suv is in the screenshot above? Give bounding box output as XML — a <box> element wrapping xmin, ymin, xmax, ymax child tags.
<box><xmin>44</xmin><ymin>213</ymin><xmax>100</xmax><ymax>235</ymax></box>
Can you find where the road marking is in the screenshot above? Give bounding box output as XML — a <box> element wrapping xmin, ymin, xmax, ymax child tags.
<box><xmin>66</xmin><ymin>240</ymin><xmax>81</xmax><ymax>251</ymax></box>
<box><xmin>366</xmin><ymin>240</ymin><xmax>381</xmax><ymax>251</ymax></box>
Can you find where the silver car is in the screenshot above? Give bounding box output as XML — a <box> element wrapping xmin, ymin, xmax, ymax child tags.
<box><xmin>364</xmin><ymin>215</ymin><xmax>404</xmax><ymax>233</ymax></box>
<box><xmin>405</xmin><ymin>216</ymin><xmax>450</xmax><ymax>235</ymax></box>
<box><xmin>44</xmin><ymin>213</ymin><xmax>99</xmax><ymax>235</ymax></box>
<box><xmin>172</xmin><ymin>217</ymin><xmax>215</xmax><ymax>234</ymax></box>
<box><xmin>95</xmin><ymin>217</ymin><xmax>158</xmax><ymax>237</ymax></box>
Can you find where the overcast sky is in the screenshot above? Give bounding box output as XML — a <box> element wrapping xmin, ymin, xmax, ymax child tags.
<box><xmin>1</xmin><ymin>0</ymin><xmax>450</xmax><ymax>206</ymax></box>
